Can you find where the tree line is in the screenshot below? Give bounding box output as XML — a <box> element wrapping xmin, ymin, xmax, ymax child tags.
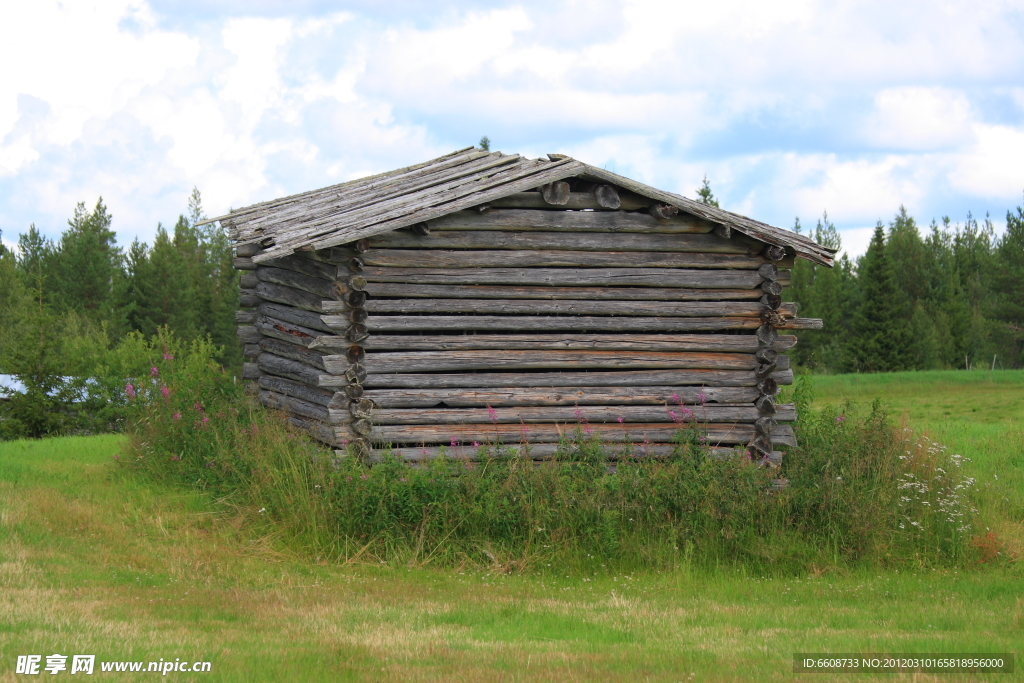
<box><xmin>786</xmin><ymin>203</ymin><xmax>1024</xmax><ymax>372</ymax></box>
<box><xmin>0</xmin><ymin>190</ymin><xmax>238</xmax><ymax>437</ymax></box>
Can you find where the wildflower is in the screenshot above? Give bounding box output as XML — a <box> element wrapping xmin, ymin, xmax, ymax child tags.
<box><xmin>681</xmin><ymin>406</ymin><xmax>693</xmax><ymax>420</ymax></box>
<box><xmin>669</xmin><ymin>410</ymin><xmax>681</xmax><ymax>423</ymax></box>
<box><xmin>360</xmin><ymin>474</ymin><xmax>368</xmax><ymax>480</ymax></box>
<box><xmin>697</xmin><ymin>391</ymin><xmax>707</xmax><ymax>405</ymax></box>
<box><xmin>194</xmin><ymin>402</ymin><xmax>203</xmax><ymax>412</ymax></box>
<box><xmin>172</xmin><ymin>412</ymin><xmax>181</xmax><ymax>421</ymax></box>
<box><xmin>163</xmin><ymin>352</ymin><xmax>174</xmax><ymax>361</ymax></box>
<box><xmin>451</xmin><ymin>437</ymin><xmax>459</xmax><ymax>448</ymax></box>
<box><xmin>125</xmin><ymin>383</ymin><xmax>135</xmax><ymax>398</ymax></box>
<box><xmin>671</xmin><ymin>392</ymin><xmax>681</xmax><ymax>404</ymax></box>
<box><xmin>400</xmin><ymin>477</ymin><xmax>407</xmax><ymax>483</ymax></box>
<box><xmin>205</xmin><ymin>462</ymin><xmax>213</xmax><ymax>468</ymax></box>
<box><xmin>486</xmin><ymin>403</ymin><xmax>498</xmax><ymax>424</ymax></box>
<box><xmin>836</xmin><ymin>415</ymin><xmax>845</xmax><ymax>423</ymax></box>
<box><xmin>472</xmin><ymin>441</ymin><xmax>480</xmax><ymax>447</ymax></box>
<box><xmin>202</xmin><ymin>416</ymin><xmax>209</xmax><ymax>424</ymax></box>
<box><xmin>574</xmin><ymin>403</ymin><xmax>583</xmax><ymax>421</ymax></box>
<box><xmin>617</xmin><ymin>416</ymin><xmax>624</xmax><ymax>424</ymax></box>
<box><xmin>112</xmin><ymin>454</ymin><xmax>119</xmax><ymax>460</ymax></box>
<box><xmin>346</xmin><ymin>476</ymin><xmax>352</xmax><ymax>481</ymax></box>
<box><xmin>160</xmin><ymin>385</ymin><xmax>170</xmax><ymax>399</ymax></box>
<box><xmin>150</xmin><ymin>366</ymin><xmax>159</xmax><ymax>377</ymax></box>
<box><xmin>258</xmin><ymin>507</ymin><xmax>266</xmax><ymax>514</ymax></box>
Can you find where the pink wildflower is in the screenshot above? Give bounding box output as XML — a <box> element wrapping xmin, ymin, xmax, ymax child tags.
<box><xmin>671</xmin><ymin>392</ymin><xmax>681</xmax><ymax>404</ymax></box>
<box><xmin>669</xmin><ymin>410</ymin><xmax>681</xmax><ymax>423</ymax></box>
<box><xmin>400</xmin><ymin>477</ymin><xmax>407</xmax><ymax>483</ymax></box>
<box><xmin>125</xmin><ymin>383</ymin><xmax>135</xmax><ymax>398</ymax></box>
<box><xmin>341</xmin><ymin>438</ymin><xmax>348</xmax><ymax>448</ymax></box>
<box><xmin>698</xmin><ymin>391</ymin><xmax>707</xmax><ymax>405</ymax></box>
<box><xmin>360</xmin><ymin>474</ymin><xmax>368</xmax><ymax>480</ymax></box>
<box><xmin>172</xmin><ymin>412</ymin><xmax>181</xmax><ymax>421</ymax></box>
<box><xmin>486</xmin><ymin>404</ymin><xmax>498</xmax><ymax>425</ymax></box>
<box><xmin>472</xmin><ymin>441</ymin><xmax>480</xmax><ymax>447</ymax></box>
<box><xmin>617</xmin><ymin>416</ymin><xmax>624</xmax><ymax>424</ymax></box>
<box><xmin>574</xmin><ymin>402</ymin><xmax>583</xmax><ymax>421</ymax></box>
<box><xmin>681</xmin><ymin>406</ymin><xmax>694</xmax><ymax>420</ymax></box>
<box><xmin>836</xmin><ymin>415</ymin><xmax>846</xmax><ymax>424</ymax></box>
<box><xmin>202</xmin><ymin>415</ymin><xmax>210</xmax><ymax>424</ymax></box>
<box><xmin>160</xmin><ymin>385</ymin><xmax>170</xmax><ymax>399</ymax></box>
<box><xmin>163</xmin><ymin>352</ymin><xmax>174</xmax><ymax>361</ymax></box>
<box><xmin>150</xmin><ymin>366</ymin><xmax>159</xmax><ymax>377</ymax></box>
<box><xmin>194</xmin><ymin>402</ymin><xmax>203</xmax><ymax>412</ymax></box>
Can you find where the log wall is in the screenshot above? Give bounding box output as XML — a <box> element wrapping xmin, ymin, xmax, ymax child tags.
<box><xmin>232</xmin><ymin>187</ymin><xmax>821</xmax><ymax>465</ymax></box>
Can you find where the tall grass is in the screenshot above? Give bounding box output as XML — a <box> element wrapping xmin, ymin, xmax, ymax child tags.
<box><xmin>120</xmin><ymin>347</ymin><xmax>981</xmax><ymax>574</ymax></box>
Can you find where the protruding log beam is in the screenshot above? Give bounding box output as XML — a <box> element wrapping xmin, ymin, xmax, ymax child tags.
<box><xmin>257</xmin><ymin>337</ymin><xmax>327</xmax><ymax>370</ymax></box>
<box><xmin>241</xmin><ymin>362</ymin><xmax>260</xmax><ymax>380</ymax></box>
<box><xmin>237</xmin><ymin>325</ymin><xmax>261</xmax><ymax>344</ymax></box>
<box><xmin>755</xmin><ymin>416</ymin><xmax>778</xmax><ymax>435</ymax></box>
<box><xmin>361</xmin><ymin>299</ymin><xmax>797</xmax><ymax>318</ymax></box>
<box><xmin>756</xmin><ymin>377</ymin><xmax>779</xmax><ymax>395</ymax></box>
<box><xmin>363</xmin><ymin>282</ymin><xmax>765</xmax><ymax>301</ymax></box>
<box><xmin>361</xmin><ymin>266</ymin><xmax>778</xmax><ymax>289</ymax></box>
<box><xmin>239</xmin><ymin>290</ymin><xmax>259</xmax><ymax>308</ymax></box>
<box><xmin>256</xmin><ymin>265</ymin><xmax>342</xmax><ymax>300</ymax></box>
<box><xmin>255</xmin><ymin>281</ymin><xmax>327</xmax><ymax>313</ymax></box>
<box><xmin>364</xmin><ymin>386</ymin><xmax>762</xmax><ymax>408</ymax></box>
<box><xmin>233</xmin><ymin>256</ymin><xmax>256</xmax><ymax>270</ymax></box>
<box><xmin>360</xmin><ymin>315</ymin><xmax>764</xmax><ymax>333</ymax></box>
<box><xmin>257</xmin><ymin>302</ymin><xmax>334</xmax><ymax>334</ymax></box>
<box><xmin>761</xmin><ymin>280</ymin><xmax>783</xmax><ymax>296</ymax></box>
<box><xmin>756</xmin><ymin>324</ymin><xmax>778</xmax><ymax>346</ymax></box>
<box><xmin>754</xmin><ymin>394</ymin><xmax>776</xmax><ymax>414</ymax></box>
<box><xmin>777</xmin><ymin>318</ymin><xmax>824</xmax><ymax>330</ymax></box>
<box><xmin>760</xmin><ymin>293</ymin><xmax>783</xmax><ymax>310</ymax></box>
<box><xmin>257</xmin><ymin>352</ymin><xmax>328</xmax><ymax>387</ymax></box>
<box><xmin>360</xmin><ymin>249</ymin><xmax>773</xmax><ymax>270</ymax></box>
<box><xmin>486</xmin><ymin>190</ymin><xmax>647</xmax><ymax>211</ymax></box>
<box><xmin>258</xmin><ymin>375</ymin><xmax>335</xmax><ymax>407</ymax></box>
<box><xmin>593</xmin><ymin>184</ymin><xmax>621</xmax><ymax>209</ymax></box>
<box><xmin>235</xmin><ymin>310</ymin><xmax>257</xmax><ymax>324</ymax></box>
<box><xmin>236</xmin><ymin>243</ymin><xmax>262</xmax><ymax>258</ymax></box>
<box><xmin>649</xmin><ymin>204</ymin><xmax>679</xmax><ymax>220</ymax></box>
<box><xmin>239</xmin><ymin>273</ymin><xmax>259</xmax><ymax>289</ymax></box>
<box><xmin>540</xmin><ymin>181</ymin><xmax>570</xmax><ymax>205</ymax></box>
<box><xmin>757</xmin><ymin>263</ymin><xmax>778</xmax><ymax>281</ymax></box>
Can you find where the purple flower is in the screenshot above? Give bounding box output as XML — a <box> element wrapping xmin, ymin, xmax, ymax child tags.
<box><xmin>698</xmin><ymin>391</ymin><xmax>707</xmax><ymax>405</ymax></box>
<box><xmin>125</xmin><ymin>383</ymin><xmax>135</xmax><ymax>398</ymax></box>
<box><xmin>486</xmin><ymin>404</ymin><xmax>498</xmax><ymax>425</ymax></box>
<box><xmin>451</xmin><ymin>437</ymin><xmax>459</xmax><ymax>448</ymax></box>
<box><xmin>202</xmin><ymin>416</ymin><xmax>209</xmax><ymax>424</ymax></box>
<box><xmin>472</xmin><ymin>441</ymin><xmax>480</xmax><ymax>447</ymax></box>
<box><xmin>160</xmin><ymin>385</ymin><xmax>170</xmax><ymax>399</ymax></box>
<box><xmin>574</xmin><ymin>403</ymin><xmax>583</xmax><ymax>421</ymax></box>
<box><xmin>617</xmin><ymin>416</ymin><xmax>624</xmax><ymax>424</ymax></box>
<box><xmin>346</xmin><ymin>476</ymin><xmax>353</xmax><ymax>481</ymax></box>
<box><xmin>163</xmin><ymin>352</ymin><xmax>174</xmax><ymax>361</ymax></box>
<box><xmin>172</xmin><ymin>412</ymin><xmax>181</xmax><ymax>421</ymax></box>
<box><xmin>671</xmin><ymin>393</ymin><xmax>681</xmax><ymax>404</ymax></box>
<box><xmin>681</xmin><ymin>406</ymin><xmax>694</xmax><ymax>420</ymax></box>
<box><xmin>669</xmin><ymin>410</ymin><xmax>681</xmax><ymax>423</ymax></box>
<box><xmin>194</xmin><ymin>402</ymin><xmax>203</xmax><ymax>412</ymax></box>
<box><xmin>150</xmin><ymin>366</ymin><xmax>159</xmax><ymax>377</ymax></box>
<box><xmin>400</xmin><ymin>477</ymin><xmax>407</xmax><ymax>483</ymax></box>
<box><xmin>836</xmin><ymin>415</ymin><xmax>846</xmax><ymax>424</ymax></box>
<box><xmin>360</xmin><ymin>474</ymin><xmax>368</xmax><ymax>480</ymax></box>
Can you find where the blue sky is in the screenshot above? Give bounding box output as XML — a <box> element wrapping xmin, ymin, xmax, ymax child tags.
<box><xmin>2</xmin><ymin>0</ymin><xmax>1023</xmax><ymax>258</ymax></box>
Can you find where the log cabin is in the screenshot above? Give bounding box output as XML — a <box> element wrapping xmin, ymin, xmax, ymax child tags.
<box><xmin>209</xmin><ymin>148</ymin><xmax>836</xmax><ymax>465</ymax></box>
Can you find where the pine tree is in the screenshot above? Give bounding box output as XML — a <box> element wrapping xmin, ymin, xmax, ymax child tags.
<box><xmin>992</xmin><ymin>199</ymin><xmax>1024</xmax><ymax>364</ymax></box>
<box><xmin>850</xmin><ymin>223</ymin><xmax>914</xmax><ymax>372</ymax></box>
<box><xmin>696</xmin><ymin>175</ymin><xmax>719</xmax><ymax>207</ymax></box>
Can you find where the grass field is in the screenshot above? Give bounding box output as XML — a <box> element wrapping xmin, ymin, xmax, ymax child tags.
<box><xmin>1</xmin><ymin>371</ymin><xmax>1022</xmax><ymax>681</ymax></box>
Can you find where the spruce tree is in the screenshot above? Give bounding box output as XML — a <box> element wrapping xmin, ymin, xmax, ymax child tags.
<box><xmin>993</xmin><ymin>200</ymin><xmax>1024</xmax><ymax>364</ymax></box>
<box><xmin>851</xmin><ymin>223</ymin><xmax>914</xmax><ymax>372</ymax></box>
<box><xmin>696</xmin><ymin>175</ymin><xmax>719</xmax><ymax>207</ymax></box>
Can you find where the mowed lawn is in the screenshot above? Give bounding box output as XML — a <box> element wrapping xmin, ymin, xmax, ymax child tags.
<box><xmin>0</xmin><ymin>371</ymin><xmax>1022</xmax><ymax>682</ymax></box>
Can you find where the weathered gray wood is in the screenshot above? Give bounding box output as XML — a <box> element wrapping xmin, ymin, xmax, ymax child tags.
<box><xmin>756</xmin><ymin>324</ymin><xmax>778</xmax><ymax>346</ymax></box>
<box><xmin>241</xmin><ymin>362</ymin><xmax>260</xmax><ymax>380</ymax></box>
<box><xmin>255</xmin><ymin>281</ymin><xmax>327</xmax><ymax>313</ymax></box>
<box><xmin>254</xmin><ymin>315</ymin><xmax>320</xmax><ymax>348</ymax></box>
<box><xmin>354</xmin><ymin>368</ymin><xmax>795</xmax><ymax>389</ymax></box>
<box><xmin>713</xmin><ymin>224</ymin><xmax>731</xmax><ymax>239</ymax></box>
<box><xmin>359</xmin><ymin>315</ymin><xmax>763</xmax><ymax>332</ymax></box>
<box><xmin>239</xmin><ymin>273</ymin><xmax>259</xmax><ymax>289</ymax></box>
<box><xmin>243</xmin><ymin>343</ymin><xmax>261</xmax><ymax>359</ymax></box>
<box><xmin>594</xmin><ymin>185</ymin><xmax>621</xmax><ymax>209</ymax></box>
<box><xmin>257</xmin><ymin>337</ymin><xmax>327</xmax><ymax>370</ymax></box>
<box><xmin>754</xmin><ymin>348</ymin><xmax>778</xmax><ymax>364</ymax></box>
<box><xmin>256</xmin><ymin>265</ymin><xmax>342</xmax><ymax>300</ymax></box>
<box><xmin>287</xmin><ymin>414</ymin><xmax>341</xmax><ymax>447</ymax></box>
<box><xmin>763</xmin><ymin>244</ymin><xmax>787</xmax><ymax>261</ymax></box>
<box><xmin>366</xmin><ymin>230</ymin><xmax>762</xmax><ymax>255</ymax></box>
<box><xmin>363</xmin><ymin>282</ymin><xmax>764</xmax><ymax>301</ymax></box>
<box><xmin>761</xmin><ymin>293</ymin><xmax>782</xmax><ymax>310</ymax></box>
<box><xmin>363</xmin><ymin>386</ymin><xmax>762</xmax><ymax>408</ymax></box>
<box><xmin>373</xmin><ymin>404</ymin><xmax>796</xmax><ymax>425</ymax></box>
<box><xmin>236</xmin><ymin>243</ymin><xmax>263</xmax><ymax>258</ymax></box>
<box><xmin>347</xmin><ymin>349</ymin><xmax>791</xmax><ymax>375</ymax></box>
<box><xmin>259</xmin><ymin>389</ymin><xmax>329</xmax><ymax>423</ymax></box>
<box><xmin>362</xmin><ymin>299</ymin><xmax>797</xmax><ymax>318</ymax></box>
<box><xmin>233</xmin><ymin>256</ymin><xmax>256</xmax><ymax>270</ymax></box>
<box><xmin>258</xmin><ymin>374</ymin><xmax>336</xmax><ymax>407</ymax></box>
<box><xmin>370</xmin><ymin>422</ymin><xmax>797</xmax><ymax>446</ymax></box>
<box><xmin>649</xmin><ymin>203</ymin><xmax>679</xmax><ymax>220</ymax></box>
<box><xmin>540</xmin><ymin>181</ymin><xmax>570</xmax><ymax>205</ymax></box>
<box><xmin>235</xmin><ymin>309</ymin><xmax>257</xmax><ymax>324</ymax></box>
<box><xmin>256</xmin><ymin>301</ymin><xmax>335</xmax><ymax>333</ymax></box>
<box><xmin>778</xmin><ymin>318</ymin><xmax>823</xmax><ymax>329</ymax></box>
<box><xmin>262</xmin><ymin>253</ymin><xmax>342</xmax><ymax>281</ymax></box>
<box><xmin>256</xmin><ymin>352</ymin><xmax>327</xmax><ymax>387</ymax></box>
<box><xmin>239</xmin><ymin>292</ymin><xmax>260</xmax><ymax>308</ymax></box>
<box><xmin>757</xmin><ymin>377</ymin><xmax>779</xmax><ymax>395</ymax></box>
<box><xmin>754</xmin><ymin>394</ymin><xmax>776</xmax><ymax>414</ymax></box>
<box><xmin>361</xmin><ymin>249</ymin><xmax>773</xmax><ymax>270</ymax></box>
<box><xmin>486</xmin><ymin>190</ymin><xmax>645</xmax><ymax>211</ymax></box>
<box><xmin>761</xmin><ymin>280</ymin><xmax>783</xmax><ymax>296</ymax></box>
<box><xmin>758</xmin><ymin>263</ymin><xmax>778</xmax><ymax>281</ymax></box>
<box><xmin>368</xmin><ymin>444</ymin><xmax>784</xmax><ymax>463</ymax></box>
<box><xmin>361</xmin><ymin>333</ymin><xmax>798</xmax><ymax>353</ymax></box>
<box><xmin>362</xmin><ymin>266</ymin><xmax>777</xmax><ymax>289</ymax></box>
<box><xmin>427</xmin><ymin>208</ymin><xmax>712</xmax><ymax>233</ymax></box>
<box><xmin>237</xmin><ymin>325</ymin><xmax>261</xmax><ymax>344</ymax></box>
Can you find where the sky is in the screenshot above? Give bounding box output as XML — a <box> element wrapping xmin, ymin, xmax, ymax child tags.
<box><xmin>1</xmin><ymin>0</ymin><xmax>1023</xmax><ymax>259</ymax></box>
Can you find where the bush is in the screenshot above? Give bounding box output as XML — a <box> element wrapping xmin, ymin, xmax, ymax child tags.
<box><xmin>120</xmin><ymin>365</ymin><xmax>979</xmax><ymax>573</ymax></box>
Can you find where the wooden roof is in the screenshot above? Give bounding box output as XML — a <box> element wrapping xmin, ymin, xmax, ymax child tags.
<box><xmin>208</xmin><ymin>147</ymin><xmax>836</xmax><ymax>267</ymax></box>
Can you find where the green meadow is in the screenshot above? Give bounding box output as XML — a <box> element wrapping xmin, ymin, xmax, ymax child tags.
<box><xmin>1</xmin><ymin>371</ymin><xmax>1022</xmax><ymax>682</ymax></box>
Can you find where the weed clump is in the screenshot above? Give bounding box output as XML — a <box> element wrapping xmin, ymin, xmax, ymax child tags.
<box><xmin>120</xmin><ymin>351</ymin><xmax>979</xmax><ymax>574</ymax></box>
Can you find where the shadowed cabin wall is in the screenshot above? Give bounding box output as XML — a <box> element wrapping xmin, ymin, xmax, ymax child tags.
<box><xmin>232</xmin><ymin>186</ymin><xmax>822</xmax><ymax>465</ymax></box>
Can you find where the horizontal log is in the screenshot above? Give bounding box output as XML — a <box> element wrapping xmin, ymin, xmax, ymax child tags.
<box><xmin>236</xmin><ymin>243</ymin><xmax>263</xmax><ymax>258</ymax></box>
<box><xmin>362</xmin><ymin>333</ymin><xmax>798</xmax><ymax>353</ymax></box>
<box><xmin>369</xmin><ymin>444</ymin><xmax>784</xmax><ymax>463</ymax></box>
<box><xmin>778</xmin><ymin>318</ymin><xmax>824</xmax><ymax>329</ymax></box>
<box><xmin>239</xmin><ymin>273</ymin><xmax>259</xmax><ymax>289</ymax></box>
<box><xmin>243</xmin><ymin>343</ymin><xmax>261</xmax><ymax>359</ymax></box>
<box><xmin>361</xmin><ymin>249</ymin><xmax>773</xmax><ymax>270</ymax></box>
<box><xmin>256</xmin><ymin>301</ymin><xmax>335</xmax><ymax>334</ymax></box>
<box><xmin>256</xmin><ymin>352</ymin><xmax>327</xmax><ymax>387</ymax></box>
<box><xmin>259</xmin><ymin>389</ymin><xmax>329</xmax><ymax>423</ymax></box>
<box><xmin>258</xmin><ymin>374</ymin><xmax>336</xmax><ymax>408</ymax></box>
<box><xmin>368</xmin><ymin>423</ymin><xmax>797</xmax><ymax>447</ymax></box>
<box><xmin>235</xmin><ymin>309</ymin><xmax>257</xmax><ymax>324</ymax></box>
<box><xmin>257</xmin><ymin>337</ymin><xmax>327</xmax><ymax>371</ymax></box>
<box><xmin>363</xmin><ymin>299</ymin><xmax>798</xmax><ymax>318</ymax></box>
<box><xmin>285</xmin><ymin>413</ymin><xmax>340</xmax><ymax>447</ymax></box>
<box><xmin>254</xmin><ymin>315</ymin><xmax>320</xmax><ymax>348</ymax></box>
<box><xmin>358</xmin><ymin>368</ymin><xmax>795</xmax><ymax>389</ymax></box>
<box><xmin>427</xmin><ymin>208</ymin><xmax>712</xmax><ymax>233</ymax></box>
<box><xmin>262</xmin><ymin>253</ymin><xmax>342</xmax><ymax>281</ymax></box>
<box><xmin>241</xmin><ymin>362</ymin><xmax>260</xmax><ymax>380</ymax></box>
<box><xmin>363</xmin><ymin>386</ymin><xmax>762</xmax><ymax>408</ymax></box>
<box><xmin>256</xmin><ymin>266</ymin><xmax>342</xmax><ymax>300</ymax></box>
<box><xmin>485</xmin><ymin>191</ymin><xmax>648</xmax><ymax>211</ymax></box>
<box><xmin>239</xmin><ymin>293</ymin><xmax>260</xmax><ymax>308</ymax></box>
<box><xmin>360</xmin><ymin>315</ymin><xmax>763</xmax><ymax>332</ymax></box>
<box><xmin>237</xmin><ymin>325</ymin><xmax>261</xmax><ymax>344</ymax></box>
<box><xmin>255</xmin><ymin>281</ymin><xmax>328</xmax><ymax>313</ymax></box>
<box><xmin>373</xmin><ymin>404</ymin><xmax>796</xmax><ymax>425</ymax></box>
<box><xmin>363</xmin><ymin>282</ymin><xmax>764</xmax><ymax>301</ymax></box>
<box><xmin>367</xmin><ymin>230</ymin><xmax>763</xmax><ymax>255</ymax></box>
<box><xmin>233</xmin><ymin>256</ymin><xmax>256</xmax><ymax>270</ymax></box>
<box><xmin>363</xmin><ymin>267</ymin><xmax>789</xmax><ymax>289</ymax></box>
<box><xmin>351</xmin><ymin>350</ymin><xmax>790</xmax><ymax>375</ymax></box>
